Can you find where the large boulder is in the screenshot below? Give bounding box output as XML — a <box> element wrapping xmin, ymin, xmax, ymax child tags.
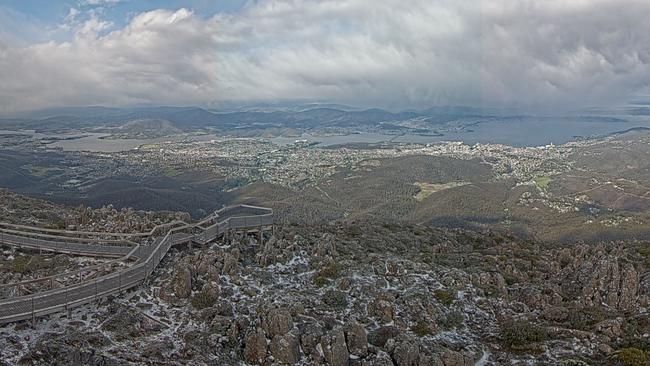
<box><xmin>270</xmin><ymin>333</ymin><xmax>301</xmax><ymax>364</ymax></box>
<box><xmin>345</xmin><ymin>322</ymin><xmax>368</xmax><ymax>357</ymax></box>
<box><xmin>579</xmin><ymin>258</ymin><xmax>619</xmax><ymax>307</ymax></box>
<box><xmin>368</xmin><ymin>294</ymin><xmax>395</xmax><ymax>323</ymax></box>
<box><xmin>172</xmin><ymin>265</ymin><xmax>192</xmax><ymax>299</ymax></box>
<box><xmin>440</xmin><ymin>349</ymin><xmax>475</xmax><ymax>366</ymax></box>
<box><xmin>262</xmin><ymin>308</ymin><xmax>294</xmax><ymax>338</ymax></box>
<box><xmin>243</xmin><ymin>328</ymin><xmax>267</xmax><ymax>365</ymax></box>
<box><xmin>361</xmin><ymin>351</ymin><xmax>394</xmax><ymax>366</ymax></box>
<box><xmin>368</xmin><ymin>325</ymin><xmax>400</xmax><ymax>347</ymax></box>
<box><xmin>312</xmin><ymin>233</ymin><xmax>338</xmax><ymax>258</ymax></box>
<box><xmin>321</xmin><ymin>328</ymin><xmax>349</xmax><ymax>366</ymax></box>
<box><xmin>195</xmin><ymin>252</ymin><xmax>218</xmax><ymax>276</ymax></box>
<box><xmin>471</xmin><ymin>272</ymin><xmax>507</xmax><ymax>296</ymax></box>
<box><xmin>222</xmin><ymin>252</ymin><xmax>238</xmax><ymax>275</ymax></box>
<box><xmin>562</xmin><ymin>246</ymin><xmax>640</xmax><ymax>311</ymax></box>
<box><xmin>541</xmin><ymin>306</ymin><xmax>569</xmax><ymax>322</ymax></box>
<box><xmin>300</xmin><ymin>323</ymin><xmax>324</xmax><ymax>362</ymax></box>
<box><xmin>594</xmin><ymin>318</ymin><xmax>624</xmax><ymax>339</ymax></box>
<box><xmin>392</xmin><ymin>337</ymin><xmax>419</xmax><ymax>366</ymax></box>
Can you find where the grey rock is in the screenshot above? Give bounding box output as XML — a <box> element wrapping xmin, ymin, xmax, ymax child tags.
<box><xmin>263</xmin><ymin>308</ymin><xmax>294</xmax><ymax>338</ymax></box>
<box><xmin>270</xmin><ymin>333</ymin><xmax>301</xmax><ymax>364</ymax></box>
<box><xmin>321</xmin><ymin>328</ymin><xmax>349</xmax><ymax>366</ymax></box>
<box><xmin>345</xmin><ymin>322</ymin><xmax>368</xmax><ymax>357</ymax></box>
<box><xmin>243</xmin><ymin>328</ymin><xmax>267</xmax><ymax>365</ymax></box>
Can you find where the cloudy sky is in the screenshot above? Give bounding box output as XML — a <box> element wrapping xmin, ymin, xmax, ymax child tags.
<box><xmin>0</xmin><ymin>0</ymin><xmax>649</xmax><ymax>112</ymax></box>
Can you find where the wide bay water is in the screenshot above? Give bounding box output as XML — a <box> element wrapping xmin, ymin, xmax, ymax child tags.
<box><xmin>3</xmin><ymin>115</ymin><xmax>650</xmax><ymax>152</ymax></box>
<box><xmin>272</xmin><ymin>116</ymin><xmax>650</xmax><ymax>147</ymax></box>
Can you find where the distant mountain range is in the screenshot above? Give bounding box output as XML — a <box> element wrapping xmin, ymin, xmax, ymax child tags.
<box><xmin>0</xmin><ymin>105</ymin><xmax>629</xmax><ymax>134</ymax></box>
<box><xmin>0</xmin><ymin>105</ymin><xmax>489</xmax><ymax>132</ymax></box>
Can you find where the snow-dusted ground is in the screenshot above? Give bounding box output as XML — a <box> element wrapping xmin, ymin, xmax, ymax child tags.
<box><xmin>0</xmin><ymin>223</ymin><xmax>643</xmax><ymax>365</ymax></box>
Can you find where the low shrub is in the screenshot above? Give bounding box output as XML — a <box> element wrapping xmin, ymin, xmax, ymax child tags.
<box><xmin>500</xmin><ymin>320</ymin><xmax>549</xmax><ymax>348</ymax></box>
<box><xmin>617</xmin><ymin>348</ymin><xmax>650</xmax><ymax>366</ymax></box>
<box><xmin>12</xmin><ymin>256</ymin><xmax>31</xmax><ymax>274</ymax></box>
<box><xmin>319</xmin><ymin>261</ymin><xmax>341</xmax><ymax>278</ymax></box>
<box><xmin>313</xmin><ymin>276</ymin><xmax>328</xmax><ymax>287</ymax></box>
<box><xmin>12</xmin><ymin>255</ymin><xmax>46</xmax><ymax>274</ymax></box>
<box><xmin>322</xmin><ymin>290</ymin><xmax>348</xmax><ymax>309</ymax></box>
<box><xmin>191</xmin><ymin>287</ymin><xmax>219</xmax><ymax>309</ymax></box>
<box><xmin>434</xmin><ymin>289</ymin><xmax>456</xmax><ymax>306</ymax></box>
<box><xmin>411</xmin><ymin>320</ymin><xmax>434</xmax><ymax>337</ymax></box>
<box><xmin>439</xmin><ymin>310</ymin><xmax>464</xmax><ymax>330</ymax></box>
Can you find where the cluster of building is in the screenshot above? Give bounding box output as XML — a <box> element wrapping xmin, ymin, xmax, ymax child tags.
<box><xmin>95</xmin><ymin>136</ymin><xmax>592</xmax><ymax>190</ymax></box>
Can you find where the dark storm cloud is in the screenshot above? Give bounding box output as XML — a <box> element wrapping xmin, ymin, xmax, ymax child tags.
<box><xmin>0</xmin><ymin>0</ymin><xmax>648</xmax><ymax>112</ymax></box>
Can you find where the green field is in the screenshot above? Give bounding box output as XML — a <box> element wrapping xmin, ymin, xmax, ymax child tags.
<box><xmin>534</xmin><ymin>176</ymin><xmax>553</xmax><ymax>189</ymax></box>
<box><xmin>414</xmin><ymin>181</ymin><xmax>471</xmax><ymax>201</ymax></box>
<box><xmin>24</xmin><ymin>165</ymin><xmax>59</xmax><ymax>177</ymax></box>
<box><xmin>163</xmin><ymin>167</ymin><xmax>181</xmax><ymax>177</ymax></box>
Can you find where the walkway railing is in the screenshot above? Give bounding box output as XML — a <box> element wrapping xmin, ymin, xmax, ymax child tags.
<box><xmin>0</xmin><ymin>204</ymin><xmax>273</xmax><ymax>324</ymax></box>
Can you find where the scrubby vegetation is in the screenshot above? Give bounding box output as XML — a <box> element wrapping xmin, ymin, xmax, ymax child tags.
<box><xmin>322</xmin><ymin>289</ymin><xmax>348</xmax><ymax>308</ymax></box>
<box><xmin>439</xmin><ymin>310</ymin><xmax>464</xmax><ymax>331</ymax></box>
<box><xmin>12</xmin><ymin>255</ymin><xmax>35</xmax><ymax>274</ymax></box>
<box><xmin>616</xmin><ymin>348</ymin><xmax>650</xmax><ymax>366</ymax></box>
<box><xmin>500</xmin><ymin>320</ymin><xmax>549</xmax><ymax>349</ymax></box>
<box><xmin>312</xmin><ymin>260</ymin><xmax>341</xmax><ymax>286</ymax></box>
<box><xmin>433</xmin><ymin>288</ymin><xmax>456</xmax><ymax>306</ymax></box>
<box><xmin>411</xmin><ymin>320</ymin><xmax>434</xmax><ymax>337</ymax></box>
<box><xmin>191</xmin><ymin>287</ymin><xmax>219</xmax><ymax>309</ymax></box>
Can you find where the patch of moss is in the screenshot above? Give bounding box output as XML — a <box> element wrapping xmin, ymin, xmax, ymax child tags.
<box><xmin>439</xmin><ymin>310</ymin><xmax>464</xmax><ymax>330</ymax></box>
<box><xmin>322</xmin><ymin>290</ymin><xmax>348</xmax><ymax>309</ymax></box>
<box><xmin>413</xmin><ymin>227</ymin><xmax>426</xmax><ymax>236</ymax></box>
<box><xmin>567</xmin><ymin>306</ymin><xmax>609</xmax><ymax>330</ymax></box>
<box><xmin>411</xmin><ymin>320</ymin><xmax>434</xmax><ymax>337</ymax></box>
<box><xmin>12</xmin><ymin>255</ymin><xmax>46</xmax><ymax>274</ymax></box>
<box><xmin>382</xmin><ymin>223</ymin><xmax>400</xmax><ymax>231</ymax></box>
<box><xmin>617</xmin><ymin>348</ymin><xmax>650</xmax><ymax>366</ymax></box>
<box><xmin>636</xmin><ymin>246</ymin><xmax>650</xmax><ymax>268</ymax></box>
<box><xmin>433</xmin><ymin>289</ymin><xmax>456</xmax><ymax>306</ymax></box>
<box><xmin>503</xmin><ymin>273</ymin><xmax>519</xmax><ymax>286</ymax></box>
<box><xmin>44</xmin><ymin>219</ymin><xmax>66</xmax><ymax>230</ymax></box>
<box><xmin>191</xmin><ymin>288</ymin><xmax>219</xmax><ymax>309</ymax></box>
<box><xmin>319</xmin><ymin>261</ymin><xmax>341</xmax><ymax>279</ymax></box>
<box><xmin>347</xmin><ymin>226</ymin><xmax>363</xmax><ymax>237</ymax></box>
<box><xmin>313</xmin><ymin>276</ymin><xmax>328</xmax><ymax>287</ymax></box>
<box><xmin>500</xmin><ymin>320</ymin><xmax>549</xmax><ymax>348</ymax></box>
<box><xmin>12</xmin><ymin>256</ymin><xmax>31</xmax><ymax>274</ymax></box>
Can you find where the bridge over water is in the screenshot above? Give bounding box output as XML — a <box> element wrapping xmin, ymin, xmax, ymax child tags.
<box><xmin>0</xmin><ymin>204</ymin><xmax>273</xmax><ymax>325</ymax></box>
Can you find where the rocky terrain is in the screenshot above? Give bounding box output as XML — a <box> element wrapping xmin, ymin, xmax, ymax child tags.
<box><xmin>0</xmin><ymin>189</ymin><xmax>190</xmax><ymax>233</ymax></box>
<box><xmin>1</xmin><ymin>221</ymin><xmax>648</xmax><ymax>365</ymax></box>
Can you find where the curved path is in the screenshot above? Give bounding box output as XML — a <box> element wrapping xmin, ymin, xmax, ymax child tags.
<box><xmin>0</xmin><ymin>204</ymin><xmax>273</xmax><ymax>325</ymax></box>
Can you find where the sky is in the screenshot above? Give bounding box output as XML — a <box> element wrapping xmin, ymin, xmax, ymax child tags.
<box><xmin>0</xmin><ymin>0</ymin><xmax>649</xmax><ymax>113</ymax></box>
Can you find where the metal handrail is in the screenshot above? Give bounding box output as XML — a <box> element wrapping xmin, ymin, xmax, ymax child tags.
<box><xmin>0</xmin><ymin>204</ymin><xmax>273</xmax><ymax>324</ymax></box>
<box><xmin>0</xmin><ymin>243</ymin><xmax>142</xmax><ymax>290</ymax></box>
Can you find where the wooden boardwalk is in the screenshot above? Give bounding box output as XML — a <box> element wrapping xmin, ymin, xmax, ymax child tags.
<box><xmin>0</xmin><ymin>205</ymin><xmax>273</xmax><ymax>325</ymax></box>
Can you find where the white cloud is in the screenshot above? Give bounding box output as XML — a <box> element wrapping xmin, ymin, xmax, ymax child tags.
<box><xmin>82</xmin><ymin>0</ymin><xmax>124</xmax><ymax>6</ymax></box>
<box><xmin>0</xmin><ymin>0</ymin><xmax>649</xmax><ymax>112</ymax></box>
<box><xmin>65</xmin><ymin>7</ymin><xmax>79</xmax><ymax>23</ymax></box>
